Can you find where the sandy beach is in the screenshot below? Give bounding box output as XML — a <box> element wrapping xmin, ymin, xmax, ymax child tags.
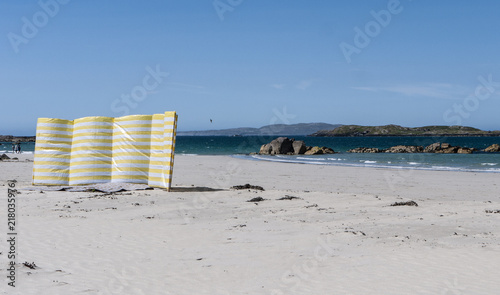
<box><xmin>1</xmin><ymin>154</ymin><xmax>500</xmax><ymax>294</ymax></box>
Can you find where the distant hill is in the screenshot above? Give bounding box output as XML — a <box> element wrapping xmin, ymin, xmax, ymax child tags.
<box><xmin>310</xmin><ymin>124</ymin><xmax>500</xmax><ymax>137</ymax></box>
<box><xmin>178</xmin><ymin>123</ymin><xmax>342</xmax><ymax>136</ymax></box>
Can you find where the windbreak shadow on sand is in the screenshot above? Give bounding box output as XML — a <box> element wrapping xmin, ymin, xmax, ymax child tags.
<box><xmin>23</xmin><ymin>185</ymin><xmax>226</xmax><ymax>193</ymax></box>
<box><xmin>170</xmin><ymin>186</ymin><xmax>226</xmax><ymax>192</ymax></box>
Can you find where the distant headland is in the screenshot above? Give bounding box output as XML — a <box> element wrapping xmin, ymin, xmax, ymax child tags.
<box><xmin>177</xmin><ymin>123</ymin><xmax>342</xmax><ymax>136</ymax></box>
<box><xmin>2</xmin><ymin>124</ymin><xmax>500</xmax><ymax>139</ymax></box>
<box><xmin>310</xmin><ymin>124</ymin><xmax>500</xmax><ymax>137</ymax></box>
<box><xmin>178</xmin><ymin>123</ymin><xmax>500</xmax><ymax>137</ymax></box>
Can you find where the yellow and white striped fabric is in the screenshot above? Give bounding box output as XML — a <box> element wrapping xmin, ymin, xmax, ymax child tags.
<box><xmin>148</xmin><ymin>112</ymin><xmax>177</xmax><ymax>188</ymax></box>
<box><xmin>70</xmin><ymin>116</ymin><xmax>113</xmax><ymax>186</ymax></box>
<box><xmin>112</xmin><ymin>115</ymin><xmax>153</xmax><ymax>185</ymax></box>
<box><xmin>33</xmin><ymin>111</ymin><xmax>178</xmax><ymax>190</ymax></box>
<box><xmin>33</xmin><ymin>118</ymin><xmax>73</xmax><ymax>185</ymax></box>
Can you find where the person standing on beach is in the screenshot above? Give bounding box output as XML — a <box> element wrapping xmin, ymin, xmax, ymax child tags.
<box><xmin>16</xmin><ymin>142</ymin><xmax>21</xmax><ymax>154</ymax></box>
<box><xmin>12</xmin><ymin>142</ymin><xmax>16</xmax><ymax>153</ymax></box>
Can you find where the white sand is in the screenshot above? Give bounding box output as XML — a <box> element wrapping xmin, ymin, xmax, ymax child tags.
<box><xmin>1</xmin><ymin>154</ymin><xmax>500</xmax><ymax>294</ymax></box>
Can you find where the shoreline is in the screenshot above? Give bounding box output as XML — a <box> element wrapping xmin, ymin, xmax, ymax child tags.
<box><xmin>6</xmin><ymin>153</ymin><xmax>500</xmax><ymax>201</ymax></box>
<box><xmin>238</xmin><ymin>153</ymin><xmax>500</xmax><ymax>174</ymax></box>
<box><xmin>172</xmin><ymin>155</ymin><xmax>500</xmax><ymax>199</ymax></box>
<box><xmin>3</xmin><ymin>152</ymin><xmax>500</xmax><ymax>183</ymax></box>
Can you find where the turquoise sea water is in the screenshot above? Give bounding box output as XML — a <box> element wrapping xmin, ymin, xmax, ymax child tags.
<box><xmin>174</xmin><ymin>136</ymin><xmax>500</xmax><ymax>173</ymax></box>
<box><xmin>2</xmin><ymin>136</ymin><xmax>500</xmax><ymax>172</ymax></box>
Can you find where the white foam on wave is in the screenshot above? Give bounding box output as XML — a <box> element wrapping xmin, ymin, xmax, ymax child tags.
<box><xmin>430</xmin><ymin>166</ymin><xmax>462</xmax><ymax>171</ymax></box>
<box><xmin>249</xmin><ymin>155</ymin><xmax>329</xmax><ymax>165</ymax></box>
<box><xmin>481</xmin><ymin>163</ymin><xmax>498</xmax><ymax>166</ymax></box>
<box><xmin>243</xmin><ymin>155</ymin><xmax>500</xmax><ymax>173</ymax></box>
<box><xmin>296</xmin><ymin>157</ymin><xmax>326</xmax><ymax>161</ymax></box>
<box><xmin>327</xmin><ymin>158</ymin><xmax>344</xmax><ymax>161</ymax></box>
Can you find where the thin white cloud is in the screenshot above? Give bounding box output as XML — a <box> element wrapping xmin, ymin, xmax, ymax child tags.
<box><xmin>296</xmin><ymin>79</ymin><xmax>314</xmax><ymax>90</ymax></box>
<box><xmin>271</xmin><ymin>84</ymin><xmax>286</xmax><ymax>90</ymax></box>
<box><xmin>353</xmin><ymin>83</ymin><xmax>469</xmax><ymax>99</ymax></box>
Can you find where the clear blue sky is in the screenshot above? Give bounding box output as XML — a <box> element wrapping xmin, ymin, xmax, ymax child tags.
<box><xmin>2</xmin><ymin>0</ymin><xmax>500</xmax><ymax>135</ymax></box>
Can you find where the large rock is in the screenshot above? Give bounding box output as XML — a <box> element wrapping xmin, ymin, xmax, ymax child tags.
<box><xmin>347</xmin><ymin>147</ymin><xmax>382</xmax><ymax>153</ymax></box>
<box><xmin>259</xmin><ymin>137</ymin><xmax>294</xmax><ymax>155</ymax></box>
<box><xmin>424</xmin><ymin>142</ymin><xmax>456</xmax><ymax>153</ymax></box>
<box><xmin>259</xmin><ymin>144</ymin><xmax>273</xmax><ymax>155</ymax></box>
<box><xmin>292</xmin><ymin>140</ymin><xmax>307</xmax><ymax>155</ymax></box>
<box><xmin>457</xmin><ymin>147</ymin><xmax>475</xmax><ymax>154</ymax></box>
<box><xmin>424</xmin><ymin>142</ymin><xmax>476</xmax><ymax>154</ymax></box>
<box><xmin>424</xmin><ymin>142</ymin><xmax>444</xmax><ymax>153</ymax></box>
<box><xmin>322</xmin><ymin>147</ymin><xmax>336</xmax><ymax>154</ymax></box>
<box><xmin>438</xmin><ymin>146</ymin><xmax>459</xmax><ymax>154</ymax></box>
<box><xmin>484</xmin><ymin>144</ymin><xmax>500</xmax><ymax>152</ymax></box>
<box><xmin>0</xmin><ymin>154</ymin><xmax>10</xmax><ymax>161</ymax></box>
<box><xmin>385</xmin><ymin>145</ymin><xmax>423</xmax><ymax>153</ymax></box>
<box><xmin>304</xmin><ymin>146</ymin><xmax>335</xmax><ymax>155</ymax></box>
<box><xmin>259</xmin><ymin>137</ymin><xmax>335</xmax><ymax>155</ymax></box>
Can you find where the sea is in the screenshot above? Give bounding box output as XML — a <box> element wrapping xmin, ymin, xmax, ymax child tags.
<box><xmin>2</xmin><ymin>136</ymin><xmax>500</xmax><ymax>173</ymax></box>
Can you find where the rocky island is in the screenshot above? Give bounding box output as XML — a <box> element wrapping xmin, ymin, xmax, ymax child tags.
<box><xmin>311</xmin><ymin>124</ymin><xmax>500</xmax><ymax>137</ymax></box>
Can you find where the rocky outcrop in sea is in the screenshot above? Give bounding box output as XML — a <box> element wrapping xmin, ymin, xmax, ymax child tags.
<box><xmin>260</xmin><ymin>139</ymin><xmax>499</xmax><ymax>155</ymax></box>
<box><xmin>347</xmin><ymin>147</ymin><xmax>382</xmax><ymax>153</ymax></box>
<box><xmin>259</xmin><ymin>137</ymin><xmax>335</xmax><ymax>155</ymax></box>
<box><xmin>385</xmin><ymin>145</ymin><xmax>424</xmax><ymax>153</ymax></box>
<box><xmin>484</xmin><ymin>144</ymin><xmax>500</xmax><ymax>152</ymax></box>
<box><xmin>347</xmin><ymin>143</ymin><xmax>478</xmax><ymax>154</ymax></box>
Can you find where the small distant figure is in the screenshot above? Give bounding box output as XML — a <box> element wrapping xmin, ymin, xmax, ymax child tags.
<box><xmin>13</xmin><ymin>142</ymin><xmax>21</xmax><ymax>154</ymax></box>
<box><xmin>210</xmin><ymin>119</ymin><xmax>213</xmax><ymax>123</ymax></box>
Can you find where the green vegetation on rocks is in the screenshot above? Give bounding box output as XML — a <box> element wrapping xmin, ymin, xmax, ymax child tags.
<box><xmin>311</xmin><ymin>124</ymin><xmax>500</xmax><ymax>137</ymax></box>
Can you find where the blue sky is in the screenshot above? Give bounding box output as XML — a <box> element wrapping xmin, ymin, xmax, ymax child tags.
<box><xmin>2</xmin><ymin>0</ymin><xmax>500</xmax><ymax>135</ymax></box>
